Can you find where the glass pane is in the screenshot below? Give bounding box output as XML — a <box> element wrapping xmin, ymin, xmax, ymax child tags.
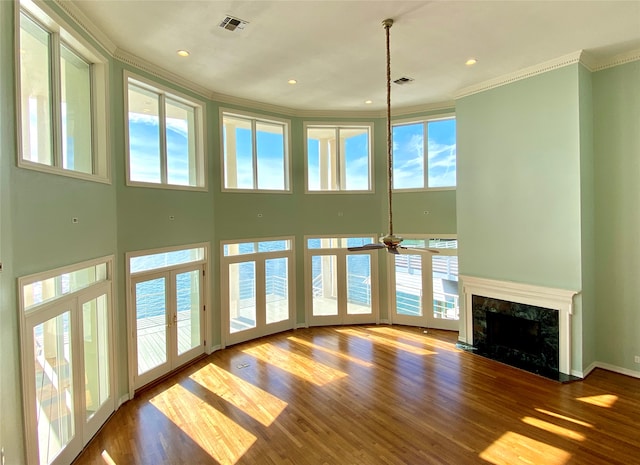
<box><xmin>392</xmin><ymin>123</ymin><xmax>424</xmax><ymax>189</ymax></box>
<box><xmin>427</xmin><ymin>118</ymin><xmax>456</xmax><ymax>188</ymax></box>
<box><xmin>223</xmin><ymin>115</ymin><xmax>253</xmax><ymax>189</ymax></box>
<box><xmin>166</xmin><ymin>98</ymin><xmax>196</xmax><ymax>186</ymax></box>
<box><xmin>229</xmin><ymin>262</ymin><xmax>256</xmax><ymax>333</ymax></box>
<box><xmin>432</xmin><ymin>256</ymin><xmax>459</xmax><ymax>320</ymax></box>
<box><xmin>347</xmin><ymin>254</ymin><xmax>372</xmax><ymax>315</ymax></box>
<box><xmin>130</xmin><ymin>247</ymin><xmax>204</xmax><ymax>273</ymax></box>
<box><xmin>256</xmin><ymin>121</ymin><xmax>286</xmax><ymax>190</ymax></box>
<box><xmin>33</xmin><ymin>311</ymin><xmax>75</xmax><ymax>465</ymax></box>
<box><xmin>60</xmin><ymin>43</ymin><xmax>92</xmax><ymax>174</ymax></box>
<box><xmin>23</xmin><ymin>263</ymin><xmax>108</xmax><ymax>310</ymax></box>
<box><xmin>266</xmin><ymin>258</ymin><xmax>288</xmax><ymax>324</ymax></box>
<box><xmin>135</xmin><ymin>278</ymin><xmax>167</xmax><ymax>375</ymax></box>
<box><xmin>82</xmin><ymin>294</ymin><xmax>110</xmax><ymax>420</ymax></box>
<box><xmin>176</xmin><ymin>270</ymin><xmax>201</xmax><ymax>355</ymax></box>
<box><xmin>128</xmin><ymin>83</ymin><xmax>161</xmax><ymax>183</ymax></box>
<box><xmin>257</xmin><ymin>240</ymin><xmax>290</xmax><ymax>253</ymax></box>
<box><xmin>307</xmin><ymin>237</ymin><xmax>374</xmax><ymax>249</ymax></box>
<box><xmin>223</xmin><ymin>242</ymin><xmax>256</xmax><ymax>257</ymax></box>
<box><xmin>341</xmin><ymin>127</ymin><xmax>370</xmax><ymax>191</ymax></box>
<box><xmin>311</xmin><ymin>255</ymin><xmax>338</xmax><ymax>316</ymax></box>
<box><xmin>395</xmin><ymin>254</ymin><xmax>422</xmax><ymax>316</ymax></box>
<box><xmin>20</xmin><ymin>13</ymin><xmax>53</xmax><ymax>166</ymax></box>
<box><xmin>307</xmin><ymin>127</ymin><xmax>337</xmax><ymax>191</ymax></box>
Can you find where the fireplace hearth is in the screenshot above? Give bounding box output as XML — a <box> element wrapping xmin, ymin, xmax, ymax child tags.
<box><xmin>459</xmin><ymin>276</ymin><xmax>580</xmax><ymax>381</ymax></box>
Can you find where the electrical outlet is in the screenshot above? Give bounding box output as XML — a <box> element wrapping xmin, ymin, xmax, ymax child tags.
<box><xmin>634</xmin><ymin>355</ymin><xmax>640</xmax><ymax>364</ymax></box>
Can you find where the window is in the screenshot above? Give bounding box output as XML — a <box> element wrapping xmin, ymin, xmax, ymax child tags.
<box><xmin>17</xmin><ymin>2</ymin><xmax>109</xmax><ymax>182</ymax></box>
<box><xmin>18</xmin><ymin>257</ymin><xmax>115</xmax><ymax>465</ymax></box>
<box><xmin>306</xmin><ymin>123</ymin><xmax>372</xmax><ymax>192</ymax></box>
<box><xmin>127</xmin><ymin>244</ymin><xmax>208</xmax><ymax>390</ymax></box>
<box><xmin>126</xmin><ymin>74</ymin><xmax>206</xmax><ymax>189</ymax></box>
<box><xmin>221</xmin><ymin>110</ymin><xmax>290</xmax><ymax>191</ymax></box>
<box><xmin>221</xmin><ymin>238</ymin><xmax>294</xmax><ymax>345</ymax></box>
<box><xmin>392</xmin><ymin>116</ymin><xmax>456</xmax><ymax>190</ymax></box>
<box><xmin>305</xmin><ymin>236</ymin><xmax>378</xmax><ymax>326</ymax></box>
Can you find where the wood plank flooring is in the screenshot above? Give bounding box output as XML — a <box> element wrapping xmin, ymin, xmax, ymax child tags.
<box><xmin>73</xmin><ymin>325</ymin><xmax>640</xmax><ymax>465</ymax></box>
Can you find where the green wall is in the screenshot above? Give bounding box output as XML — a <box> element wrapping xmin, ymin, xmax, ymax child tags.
<box><xmin>593</xmin><ymin>60</ymin><xmax>640</xmax><ymax>373</ymax></box>
<box><xmin>0</xmin><ymin>1</ymin><xmax>22</xmax><ymax>463</ymax></box>
<box><xmin>455</xmin><ymin>65</ymin><xmax>586</xmax><ymax>371</ymax></box>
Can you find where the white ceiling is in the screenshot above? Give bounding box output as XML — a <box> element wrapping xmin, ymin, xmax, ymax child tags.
<box><xmin>70</xmin><ymin>0</ymin><xmax>640</xmax><ymax>112</ymax></box>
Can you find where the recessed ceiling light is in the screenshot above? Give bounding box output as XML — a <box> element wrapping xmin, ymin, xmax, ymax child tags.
<box><xmin>177</xmin><ymin>50</ymin><xmax>190</xmax><ymax>57</ymax></box>
<box><xmin>365</xmin><ymin>100</ymin><xmax>373</xmax><ymax>104</ymax></box>
<box><xmin>288</xmin><ymin>79</ymin><xmax>297</xmax><ymax>85</ymax></box>
<box><xmin>465</xmin><ymin>58</ymin><xmax>477</xmax><ymax>66</ymax></box>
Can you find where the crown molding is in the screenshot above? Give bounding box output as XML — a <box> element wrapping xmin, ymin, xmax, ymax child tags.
<box><xmin>53</xmin><ymin>0</ymin><xmax>117</xmax><ymax>54</ymax></box>
<box><xmin>114</xmin><ymin>48</ymin><xmax>212</xmax><ymax>99</ymax></box>
<box><xmin>455</xmin><ymin>50</ymin><xmax>584</xmax><ymax>100</ymax></box>
<box><xmin>590</xmin><ymin>48</ymin><xmax>640</xmax><ymax>71</ymax></box>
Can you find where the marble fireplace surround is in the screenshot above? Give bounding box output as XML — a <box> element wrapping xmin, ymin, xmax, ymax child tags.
<box><xmin>460</xmin><ymin>276</ymin><xmax>579</xmax><ymax>376</ymax></box>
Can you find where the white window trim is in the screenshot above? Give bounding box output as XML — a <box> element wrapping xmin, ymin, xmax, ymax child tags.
<box><xmin>304</xmin><ymin>121</ymin><xmax>375</xmax><ymax>194</ymax></box>
<box><xmin>392</xmin><ymin>112</ymin><xmax>456</xmax><ymax>192</ymax></box>
<box><xmin>15</xmin><ymin>0</ymin><xmax>111</xmax><ymax>184</ymax></box>
<box><xmin>220</xmin><ymin>236</ymin><xmax>296</xmax><ymax>347</ymax></box>
<box><xmin>18</xmin><ymin>255</ymin><xmax>116</xmax><ymax>465</ymax></box>
<box><xmin>125</xmin><ymin>241</ymin><xmax>211</xmax><ymax>398</ymax></box>
<box><xmin>220</xmin><ymin>108</ymin><xmax>292</xmax><ymax>193</ymax></box>
<box><xmin>124</xmin><ymin>70</ymin><xmax>208</xmax><ymax>191</ymax></box>
<box><xmin>303</xmin><ymin>233</ymin><xmax>380</xmax><ymax>327</ymax></box>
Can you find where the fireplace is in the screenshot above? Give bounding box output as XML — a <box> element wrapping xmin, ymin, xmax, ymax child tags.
<box><xmin>460</xmin><ymin>276</ymin><xmax>579</xmax><ymax>380</ymax></box>
<box><xmin>472</xmin><ymin>295</ymin><xmax>559</xmax><ymax>377</ymax></box>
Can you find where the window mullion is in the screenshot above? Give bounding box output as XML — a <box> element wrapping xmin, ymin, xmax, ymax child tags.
<box><xmin>335</xmin><ymin>128</ymin><xmax>341</xmax><ymax>190</ymax></box>
<box><xmin>251</xmin><ymin>119</ymin><xmax>258</xmax><ymax>189</ymax></box>
<box><xmin>423</xmin><ymin>122</ymin><xmax>428</xmax><ymax>189</ymax></box>
<box><xmin>50</xmin><ymin>32</ymin><xmax>63</xmax><ymax>168</ymax></box>
<box><xmin>159</xmin><ymin>94</ymin><xmax>168</xmax><ymax>184</ymax></box>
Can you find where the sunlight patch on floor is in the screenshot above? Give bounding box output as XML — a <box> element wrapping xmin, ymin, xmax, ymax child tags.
<box><xmin>101</xmin><ymin>450</ymin><xmax>117</xmax><ymax>465</ymax></box>
<box><xmin>480</xmin><ymin>431</ymin><xmax>571</xmax><ymax>465</ymax></box>
<box><xmin>366</xmin><ymin>326</ymin><xmax>460</xmax><ymax>352</ymax></box>
<box><xmin>189</xmin><ymin>363</ymin><xmax>288</xmax><ymax>427</ymax></box>
<box><xmin>287</xmin><ymin>335</ymin><xmax>374</xmax><ymax>367</ymax></box>
<box><xmin>150</xmin><ymin>383</ymin><xmax>256</xmax><ymax>465</ymax></box>
<box><xmin>521</xmin><ymin>416</ymin><xmax>586</xmax><ymax>441</ymax></box>
<box><xmin>337</xmin><ymin>327</ymin><xmax>437</xmax><ymax>356</ymax></box>
<box><xmin>242</xmin><ymin>343</ymin><xmax>347</xmax><ymax>386</ymax></box>
<box><xmin>534</xmin><ymin>408</ymin><xmax>593</xmax><ymax>428</ymax></box>
<box><xmin>576</xmin><ymin>394</ymin><xmax>618</xmax><ymax>408</ymax></box>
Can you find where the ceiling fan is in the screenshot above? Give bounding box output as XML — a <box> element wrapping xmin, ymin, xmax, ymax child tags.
<box><xmin>348</xmin><ymin>19</ymin><xmax>439</xmax><ymax>256</ymax></box>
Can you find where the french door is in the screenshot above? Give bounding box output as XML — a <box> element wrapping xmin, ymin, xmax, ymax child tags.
<box><xmin>19</xmin><ymin>258</ymin><xmax>115</xmax><ymax>465</ymax></box>
<box><xmin>305</xmin><ymin>237</ymin><xmax>378</xmax><ymax>326</ymax></box>
<box><xmin>390</xmin><ymin>237</ymin><xmax>459</xmax><ymax>331</ymax></box>
<box><xmin>221</xmin><ymin>239</ymin><xmax>294</xmax><ymax>346</ymax></box>
<box><xmin>132</xmin><ymin>264</ymin><xmax>204</xmax><ymax>389</ymax></box>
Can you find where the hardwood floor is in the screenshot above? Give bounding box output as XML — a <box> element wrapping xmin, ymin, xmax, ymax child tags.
<box><xmin>73</xmin><ymin>325</ymin><xmax>640</xmax><ymax>465</ymax></box>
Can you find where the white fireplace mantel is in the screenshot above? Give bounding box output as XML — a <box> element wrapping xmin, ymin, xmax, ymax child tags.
<box><xmin>460</xmin><ymin>275</ymin><xmax>580</xmax><ymax>376</ymax></box>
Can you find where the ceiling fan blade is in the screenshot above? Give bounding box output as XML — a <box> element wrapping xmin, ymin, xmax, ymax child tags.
<box><xmin>400</xmin><ymin>247</ymin><xmax>440</xmax><ymax>254</ymax></box>
<box><xmin>387</xmin><ymin>247</ymin><xmax>400</xmax><ymax>255</ymax></box>
<box><xmin>347</xmin><ymin>244</ymin><xmax>385</xmax><ymax>252</ymax></box>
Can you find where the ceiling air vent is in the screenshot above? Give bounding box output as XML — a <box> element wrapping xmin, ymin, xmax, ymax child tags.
<box><xmin>393</xmin><ymin>76</ymin><xmax>414</xmax><ymax>85</ymax></box>
<box><xmin>219</xmin><ymin>15</ymin><xmax>249</xmax><ymax>32</ymax></box>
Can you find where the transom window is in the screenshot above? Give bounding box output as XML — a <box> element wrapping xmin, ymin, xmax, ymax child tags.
<box><xmin>17</xmin><ymin>2</ymin><xmax>109</xmax><ymax>182</ymax></box>
<box><xmin>306</xmin><ymin>123</ymin><xmax>373</xmax><ymax>192</ymax></box>
<box><xmin>222</xmin><ymin>110</ymin><xmax>290</xmax><ymax>191</ymax></box>
<box><xmin>392</xmin><ymin>116</ymin><xmax>456</xmax><ymax>190</ymax></box>
<box><xmin>126</xmin><ymin>73</ymin><xmax>206</xmax><ymax>189</ymax></box>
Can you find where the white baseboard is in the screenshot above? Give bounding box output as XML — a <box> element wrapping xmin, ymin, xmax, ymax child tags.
<box><xmin>295</xmin><ymin>323</ymin><xmax>308</xmax><ymax>329</ymax></box>
<box><xmin>207</xmin><ymin>344</ymin><xmax>221</xmax><ymax>355</ymax></box>
<box><xmin>591</xmin><ymin>361</ymin><xmax>640</xmax><ymax>379</ymax></box>
<box><xmin>379</xmin><ymin>319</ymin><xmax>390</xmax><ymax>325</ymax></box>
<box><xmin>117</xmin><ymin>394</ymin><xmax>130</xmax><ymax>409</ymax></box>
